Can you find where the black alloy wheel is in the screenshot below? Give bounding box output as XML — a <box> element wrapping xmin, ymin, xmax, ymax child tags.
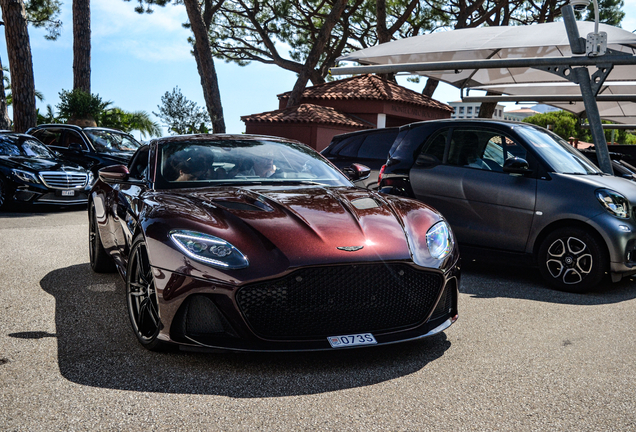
<box><xmin>126</xmin><ymin>235</ymin><xmax>167</xmax><ymax>351</ymax></box>
<box><xmin>538</xmin><ymin>227</ymin><xmax>607</xmax><ymax>293</ymax></box>
<box><xmin>88</xmin><ymin>202</ymin><xmax>116</xmax><ymax>273</ymax></box>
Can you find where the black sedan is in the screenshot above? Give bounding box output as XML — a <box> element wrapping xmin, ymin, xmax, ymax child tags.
<box><xmin>0</xmin><ymin>133</ymin><xmax>91</xmax><ymax>208</ymax></box>
<box><xmin>27</xmin><ymin>124</ymin><xmax>142</xmax><ymax>176</ymax></box>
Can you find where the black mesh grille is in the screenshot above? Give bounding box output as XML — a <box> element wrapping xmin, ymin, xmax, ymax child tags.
<box><xmin>430</xmin><ymin>279</ymin><xmax>455</xmax><ymax>321</ymax></box>
<box><xmin>236</xmin><ymin>264</ymin><xmax>444</xmax><ymax>339</ymax></box>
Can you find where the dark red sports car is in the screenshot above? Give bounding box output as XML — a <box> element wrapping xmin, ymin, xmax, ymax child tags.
<box><xmin>89</xmin><ymin>134</ymin><xmax>459</xmax><ymax>352</ymax></box>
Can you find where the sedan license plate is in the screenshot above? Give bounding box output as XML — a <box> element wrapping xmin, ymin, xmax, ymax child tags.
<box><xmin>61</xmin><ymin>190</ymin><xmax>75</xmax><ymax>196</ymax></box>
<box><xmin>328</xmin><ymin>333</ymin><xmax>377</xmax><ymax>348</ymax></box>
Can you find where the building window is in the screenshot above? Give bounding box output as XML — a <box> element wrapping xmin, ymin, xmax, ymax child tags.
<box><xmin>459</xmin><ymin>107</ymin><xmax>464</xmax><ymax>114</ymax></box>
<box><xmin>467</xmin><ymin>107</ymin><xmax>472</xmax><ymax>114</ymax></box>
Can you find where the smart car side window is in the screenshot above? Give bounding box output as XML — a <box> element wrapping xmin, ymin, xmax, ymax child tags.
<box><xmin>448</xmin><ymin>129</ymin><xmax>509</xmax><ymax>172</ymax></box>
<box><xmin>419</xmin><ymin>129</ymin><xmax>449</xmax><ymax>163</ymax></box>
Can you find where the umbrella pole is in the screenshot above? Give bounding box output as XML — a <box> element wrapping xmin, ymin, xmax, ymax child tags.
<box><xmin>562</xmin><ymin>5</ymin><xmax>613</xmax><ymax>175</ymax></box>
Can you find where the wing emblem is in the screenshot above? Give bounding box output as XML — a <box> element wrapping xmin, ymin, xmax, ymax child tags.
<box><xmin>337</xmin><ymin>246</ymin><xmax>364</xmax><ymax>252</ymax></box>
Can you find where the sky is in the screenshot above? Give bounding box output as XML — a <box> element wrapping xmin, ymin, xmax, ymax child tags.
<box><xmin>1</xmin><ymin>0</ymin><xmax>636</xmax><ymax>140</ymax></box>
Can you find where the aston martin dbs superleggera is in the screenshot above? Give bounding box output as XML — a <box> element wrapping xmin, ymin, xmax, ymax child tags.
<box><xmin>89</xmin><ymin>134</ymin><xmax>459</xmax><ymax>352</ymax></box>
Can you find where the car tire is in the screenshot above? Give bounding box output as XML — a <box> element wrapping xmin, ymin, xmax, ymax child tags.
<box><xmin>88</xmin><ymin>202</ymin><xmax>116</xmax><ymax>273</ymax></box>
<box><xmin>126</xmin><ymin>234</ymin><xmax>169</xmax><ymax>351</ymax></box>
<box><xmin>538</xmin><ymin>227</ymin><xmax>607</xmax><ymax>293</ymax></box>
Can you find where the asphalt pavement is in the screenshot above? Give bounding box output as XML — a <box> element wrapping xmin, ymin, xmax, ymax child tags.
<box><xmin>1</xmin><ymin>207</ymin><xmax>635</xmax><ymax>431</ymax></box>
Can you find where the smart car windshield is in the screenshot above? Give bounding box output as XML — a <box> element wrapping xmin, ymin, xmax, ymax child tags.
<box><xmin>515</xmin><ymin>125</ymin><xmax>601</xmax><ymax>175</ymax></box>
<box><xmin>85</xmin><ymin>129</ymin><xmax>142</xmax><ymax>153</ymax></box>
<box><xmin>156</xmin><ymin>138</ymin><xmax>351</xmax><ymax>189</ymax></box>
<box><xmin>0</xmin><ymin>137</ymin><xmax>56</xmax><ymax>158</ymax></box>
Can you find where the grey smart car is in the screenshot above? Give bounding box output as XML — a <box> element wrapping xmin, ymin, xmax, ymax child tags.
<box><xmin>378</xmin><ymin>119</ymin><xmax>636</xmax><ymax>292</ymax></box>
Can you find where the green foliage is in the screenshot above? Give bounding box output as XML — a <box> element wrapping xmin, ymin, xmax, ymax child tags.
<box><xmin>25</xmin><ymin>0</ymin><xmax>63</xmax><ymax>40</ymax></box>
<box><xmin>153</xmin><ymin>87</ymin><xmax>211</xmax><ymax>135</ymax></box>
<box><xmin>523</xmin><ymin>110</ymin><xmax>584</xmax><ymax>141</ymax></box>
<box><xmin>36</xmin><ymin>104</ymin><xmax>60</xmax><ymax>124</ymax></box>
<box><xmin>523</xmin><ymin>110</ymin><xmax>636</xmax><ymax>144</ymax></box>
<box><xmin>99</xmin><ymin>108</ymin><xmax>162</xmax><ymax>138</ymax></box>
<box><xmin>581</xmin><ymin>0</ymin><xmax>625</xmax><ymax>26</ymax></box>
<box><xmin>56</xmin><ymin>89</ymin><xmax>110</xmax><ymax>120</ymax></box>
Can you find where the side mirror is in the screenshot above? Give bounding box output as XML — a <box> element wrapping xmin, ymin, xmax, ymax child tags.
<box><xmin>343</xmin><ymin>163</ymin><xmax>371</xmax><ymax>181</ymax></box>
<box><xmin>503</xmin><ymin>156</ymin><xmax>532</xmax><ymax>174</ymax></box>
<box><xmin>415</xmin><ymin>154</ymin><xmax>440</xmax><ymax>168</ymax></box>
<box><xmin>68</xmin><ymin>143</ymin><xmax>83</xmax><ymax>153</ymax></box>
<box><xmin>98</xmin><ymin>164</ymin><xmax>130</xmax><ymax>182</ymax></box>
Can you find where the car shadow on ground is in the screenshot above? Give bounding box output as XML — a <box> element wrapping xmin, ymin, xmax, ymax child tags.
<box><xmin>461</xmin><ymin>259</ymin><xmax>636</xmax><ymax>305</ymax></box>
<box><xmin>34</xmin><ymin>263</ymin><xmax>451</xmax><ymax>397</ymax></box>
<box><xmin>0</xmin><ymin>204</ymin><xmax>86</xmax><ymax>217</ymax></box>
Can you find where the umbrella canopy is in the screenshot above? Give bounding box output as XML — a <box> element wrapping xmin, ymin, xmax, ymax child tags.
<box><xmin>469</xmin><ymin>82</ymin><xmax>636</xmax><ymax>124</ymax></box>
<box><xmin>338</xmin><ymin>22</ymin><xmax>636</xmax><ymax>88</ymax></box>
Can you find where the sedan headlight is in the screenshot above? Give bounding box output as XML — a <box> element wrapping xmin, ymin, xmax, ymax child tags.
<box><xmin>87</xmin><ymin>171</ymin><xmax>95</xmax><ymax>187</ymax></box>
<box><xmin>169</xmin><ymin>230</ymin><xmax>249</xmax><ymax>269</ymax></box>
<box><xmin>596</xmin><ymin>189</ymin><xmax>630</xmax><ymax>219</ymax></box>
<box><xmin>12</xmin><ymin>169</ymin><xmax>40</xmax><ymax>184</ymax></box>
<box><xmin>426</xmin><ymin>221</ymin><xmax>453</xmax><ymax>260</ymax></box>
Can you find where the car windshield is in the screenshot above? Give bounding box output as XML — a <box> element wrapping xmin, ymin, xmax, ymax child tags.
<box><xmin>515</xmin><ymin>125</ymin><xmax>601</xmax><ymax>175</ymax></box>
<box><xmin>0</xmin><ymin>137</ymin><xmax>56</xmax><ymax>158</ymax></box>
<box><xmin>156</xmin><ymin>138</ymin><xmax>351</xmax><ymax>189</ymax></box>
<box><xmin>84</xmin><ymin>129</ymin><xmax>142</xmax><ymax>153</ymax></box>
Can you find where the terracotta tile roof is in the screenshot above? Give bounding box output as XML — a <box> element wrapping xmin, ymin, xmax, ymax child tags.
<box><xmin>278</xmin><ymin>74</ymin><xmax>452</xmax><ymax>112</ymax></box>
<box><xmin>241</xmin><ymin>103</ymin><xmax>373</xmax><ymax>128</ymax></box>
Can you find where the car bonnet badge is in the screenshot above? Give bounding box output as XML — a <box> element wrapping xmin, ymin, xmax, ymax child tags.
<box><xmin>337</xmin><ymin>246</ymin><xmax>364</xmax><ymax>252</ymax></box>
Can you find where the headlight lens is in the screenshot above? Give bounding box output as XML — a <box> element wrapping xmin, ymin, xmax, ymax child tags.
<box><xmin>596</xmin><ymin>189</ymin><xmax>630</xmax><ymax>219</ymax></box>
<box><xmin>12</xmin><ymin>169</ymin><xmax>40</xmax><ymax>184</ymax></box>
<box><xmin>169</xmin><ymin>230</ymin><xmax>248</xmax><ymax>269</ymax></box>
<box><xmin>87</xmin><ymin>171</ymin><xmax>95</xmax><ymax>187</ymax></box>
<box><xmin>426</xmin><ymin>221</ymin><xmax>453</xmax><ymax>260</ymax></box>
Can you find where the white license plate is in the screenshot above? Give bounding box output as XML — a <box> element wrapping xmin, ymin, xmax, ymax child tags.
<box><xmin>61</xmin><ymin>190</ymin><xmax>75</xmax><ymax>196</ymax></box>
<box><xmin>328</xmin><ymin>333</ymin><xmax>377</xmax><ymax>348</ymax></box>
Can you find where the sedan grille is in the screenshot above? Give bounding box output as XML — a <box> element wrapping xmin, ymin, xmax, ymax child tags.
<box><xmin>236</xmin><ymin>264</ymin><xmax>444</xmax><ymax>340</ymax></box>
<box><xmin>39</xmin><ymin>171</ymin><xmax>87</xmax><ymax>189</ymax></box>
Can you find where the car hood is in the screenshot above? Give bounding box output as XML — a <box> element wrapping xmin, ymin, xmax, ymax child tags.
<box><xmin>0</xmin><ymin>155</ymin><xmax>84</xmax><ymax>172</ymax></box>
<box><xmin>558</xmin><ymin>172</ymin><xmax>636</xmax><ymax>201</ymax></box>
<box><xmin>142</xmin><ymin>185</ymin><xmax>450</xmax><ymax>282</ymax></box>
<box><xmin>96</xmin><ymin>150</ymin><xmax>133</xmax><ymax>163</ymax></box>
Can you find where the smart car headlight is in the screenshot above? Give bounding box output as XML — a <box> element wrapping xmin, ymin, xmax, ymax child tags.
<box><xmin>169</xmin><ymin>230</ymin><xmax>249</xmax><ymax>269</ymax></box>
<box><xmin>596</xmin><ymin>189</ymin><xmax>630</xmax><ymax>219</ymax></box>
<box><xmin>12</xmin><ymin>169</ymin><xmax>40</xmax><ymax>184</ymax></box>
<box><xmin>426</xmin><ymin>221</ymin><xmax>453</xmax><ymax>260</ymax></box>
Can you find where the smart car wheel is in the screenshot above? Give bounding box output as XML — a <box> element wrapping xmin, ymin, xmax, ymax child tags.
<box><xmin>88</xmin><ymin>202</ymin><xmax>116</xmax><ymax>273</ymax></box>
<box><xmin>126</xmin><ymin>235</ymin><xmax>167</xmax><ymax>351</ymax></box>
<box><xmin>538</xmin><ymin>227</ymin><xmax>607</xmax><ymax>293</ymax></box>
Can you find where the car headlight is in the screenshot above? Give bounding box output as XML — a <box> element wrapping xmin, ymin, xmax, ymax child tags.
<box><xmin>426</xmin><ymin>221</ymin><xmax>453</xmax><ymax>260</ymax></box>
<box><xmin>596</xmin><ymin>189</ymin><xmax>630</xmax><ymax>219</ymax></box>
<box><xmin>87</xmin><ymin>171</ymin><xmax>95</xmax><ymax>187</ymax></box>
<box><xmin>12</xmin><ymin>169</ymin><xmax>40</xmax><ymax>184</ymax></box>
<box><xmin>169</xmin><ymin>230</ymin><xmax>249</xmax><ymax>269</ymax></box>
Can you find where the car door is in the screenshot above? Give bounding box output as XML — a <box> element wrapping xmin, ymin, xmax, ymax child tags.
<box><xmin>409</xmin><ymin>126</ymin><xmax>537</xmax><ymax>252</ymax></box>
<box><xmin>112</xmin><ymin>147</ymin><xmax>150</xmax><ymax>257</ymax></box>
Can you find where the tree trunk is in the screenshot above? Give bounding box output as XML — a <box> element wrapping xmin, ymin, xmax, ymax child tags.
<box><xmin>0</xmin><ymin>0</ymin><xmax>36</xmax><ymax>132</ymax></box>
<box><xmin>422</xmin><ymin>78</ymin><xmax>439</xmax><ymax>98</ymax></box>
<box><xmin>286</xmin><ymin>0</ymin><xmax>348</xmax><ymax>108</ymax></box>
<box><xmin>0</xmin><ymin>56</ymin><xmax>12</xmax><ymax>130</ymax></box>
<box><xmin>73</xmin><ymin>0</ymin><xmax>91</xmax><ymax>93</ymax></box>
<box><xmin>183</xmin><ymin>0</ymin><xmax>225</xmax><ymax>133</ymax></box>
<box><xmin>477</xmin><ymin>92</ymin><xmax>499</xmax><ymax>118</ymax></box>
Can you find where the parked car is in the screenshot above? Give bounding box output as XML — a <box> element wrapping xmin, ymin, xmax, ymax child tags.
<box><xmin>321</xmin><ymin>127</ymin><xmax>399</xmax><ymax>189</ymax></box>
<box><xmin>89</xmin><ymin>134</ymin><xmax>459</xmax><ymax>352</ymax></box>
<box><xmin>580</xmin><ymin>149</ymin><xmax>636</xmax><ymax>181</ymax></box>
<box><xmin>0</xmin><ymin>132</ymin><xmax>91</xmax><ymax>208</ymax></box>
<box><xmin>378</xmin><ymin>119</ymin><xmax>636</xmax><ymax>292</ymax></box>
<box><xmin>27</xmin><ymin>124</ymin><xmax>143</xmax><ymax>177</ymax></box>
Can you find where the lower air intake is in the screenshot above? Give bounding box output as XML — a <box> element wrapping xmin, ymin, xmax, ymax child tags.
<box><xmin>236</xmin><ymin>263</ymin><xmax>443</xmax><ymax>340</ymax></box>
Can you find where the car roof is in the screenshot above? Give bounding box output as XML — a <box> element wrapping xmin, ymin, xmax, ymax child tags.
<box><xmin>149</xmin><ymin>133</ymin><xmax>304</xmax><ymax>146</ymax></box>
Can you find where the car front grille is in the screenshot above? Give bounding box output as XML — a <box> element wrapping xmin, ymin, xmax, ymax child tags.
<box><xmin>236</xmin><ymin>263</ymin><xmax>444</xmax><ymax>340</ymax></box>
<box><xmin>39</xmin><ymin>171</ymin><xmax>88</xmax><ymax>189</ymax></box>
